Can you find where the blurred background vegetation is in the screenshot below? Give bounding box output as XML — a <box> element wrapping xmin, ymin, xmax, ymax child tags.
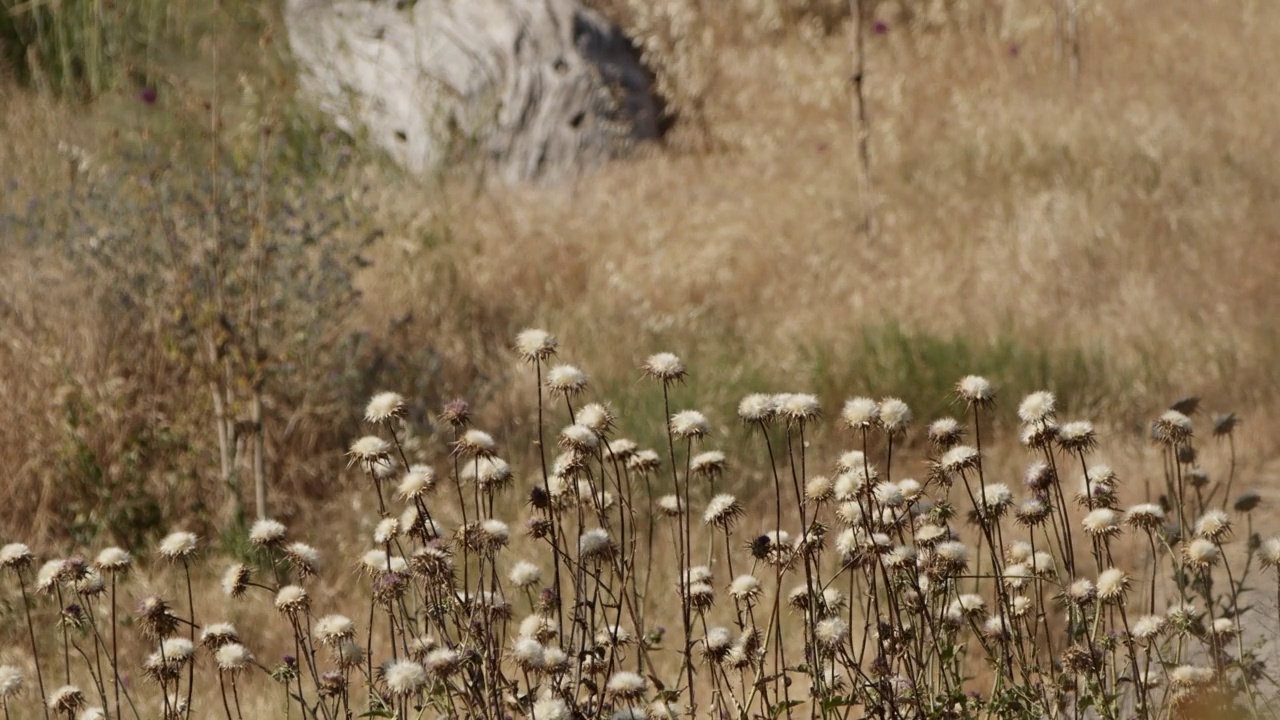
<box><xmin>1</xmin><ymin>0</ymin><xmax>1278</xmax><ymax>550</ymax></box>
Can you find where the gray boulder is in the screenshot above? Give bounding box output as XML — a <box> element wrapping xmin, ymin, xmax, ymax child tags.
<box><xmin>285</xmin><ymin>0</ymin><xmax>661</xmax><ymax>184</ymax></box>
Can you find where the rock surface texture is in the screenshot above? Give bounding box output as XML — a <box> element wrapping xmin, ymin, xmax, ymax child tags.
<box><xmin>285</xmin><ymin>0</ymin><xmax>660</xmax><ymax>184</ymax></box>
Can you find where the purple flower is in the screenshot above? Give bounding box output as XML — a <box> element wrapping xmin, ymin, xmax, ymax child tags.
<box><xmin>872</xmin><ymin>20</ymin><xmax>889</xmax><ymax>35</ymax></box>
<box><xmin>140</xmin><ymin>87</ymin><xmax>157</xmax><ymax>104</ymax></box>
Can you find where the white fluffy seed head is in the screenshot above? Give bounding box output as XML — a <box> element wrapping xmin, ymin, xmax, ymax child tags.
<box><xmin>533</xmin><ymin>697</ymin><xmax>571</xmax><ymax>720</ymax></box>
<box><xmin>1194</xmin><ymin>510</ymin><xmax>1231</xmax><ymax>542</ymax></box>
<box><xmin>314</xmin><ymin>615</ymin><xmax>356</xmax><ymax>645</ymax></box>
<box><xmin>364</xmin><ymin>392</ymin><xmax>406</xmax><ymax>423</ymax></box>
<box><xmin>643</xmin><ymin>352</ymin><xmax>687</xmax><ymax>382</ymax></box>
<box><xmin>877</xmin><ymin>398</ymin><xmax>912</xmax><ymax>433</ymax></box>
<box><xmin>508</xmin><ymin>561</ymin><xmax>542</xmax><ymax>589</ymax></box>
<box><xmin>398</xmin><ymin>465</ymin><xmax>437</xmax><ymax>500</ymax></box>
<box><xmin>158</xmin><ymin>531</ymin><xmax>198</xmax><ymax>560</ymax></box>
<box><xmin>840</xmin><ymin>397</ymin><xmax>879</xmax><ymax>429</ymax></box>
<box><xmin>0</xmin><ymin>665</ymin><xmax>23</xmax><ymax>699</ymax></box>
<box><xmin>956</xmin><ymin>375</ymin><xmax>995</xmax><ymax>406</ymax></box>
<box><xmin>515</xmin><ymin>329</ymin><xmax>557</xmax><ymax>362</ymax></box>
<box><xmin>383</xmin><ymin>660</ymin><xmax>427</xmax><ymax>695</ymax></box>
<box><xmin>815</xmin><ymin>617</ymin><xmax>849</xmax><ymax>647</ymax></box>
<box><xmin>0</xmin><ymin>543</ymin><xmax>34</xmax><ymax>571</ymax></box>
<box><xmin>1081</xmin><ymin>508</ymin><xmax>1121</xmax><ymax>536</ymax></box>
<box><xmin>670</xmin><ymin>410</ymin><xmax>710</xmax><ymax>439</ymax></box>
<box><xmin>777</xmin><ymin>393</ymin><xmax>820</xmax><ymax>423</ymax></box>
<box><xmin>249</xmin><ymin>519</ymin><xmax>287</xmax><ymax>547</ymax></box>
<box><xmin>94</xmin><ymin>546</ymin><xmax>132</xmax><ymax>573</ymax></box>
<box><xmin>546</xmin><ymin>365</ymin><xmax>588</xmax><ymax>395</ymax></box>
<box><xmin>1018</xmin><ymin>391</ymin><xmax>1056</xmax><ymax>424</ymax></box>
<box><xmin>216</xmin><ymin>643</ymin><xmax>253</xmax><ymax>672</ymax></box>
<box><xmin>738</xmin><ymin>393</ymin><xmax>776</xmax><ymax>423</ymax></box>
<box><xmin>606</xmin><ymin>671</ymin><xmax>647</xmax><ymax>699</ymax></box>
<box><xmin>1260</xmin><ymin>538</ymin><xmax>1280</xmax><ymax>569</ymax></box>
<box><xmin>1184</xmin><ymin>539</ymin><xmax>1220</xmax><ymax>568</ymax></box>
<box><xmin>374</xmin><ymin>518</ymin><xmax>401</xmax><ymax>545</ymax></box>
<box><xmin>1096</xmin><ymin>568</ymin><xmax>1129</xmax><ymax>602</ymax></box>
<box><xmin>1131</xmin><ymin>615</ymin><xmax>1166</xmax><ymax>641</ymax></box>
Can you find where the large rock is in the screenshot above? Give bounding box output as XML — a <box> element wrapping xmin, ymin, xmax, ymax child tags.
<box><xmin>285</xmin><ymin>0</ymin><xmax>661</xmax><ymax>184</ymax></box>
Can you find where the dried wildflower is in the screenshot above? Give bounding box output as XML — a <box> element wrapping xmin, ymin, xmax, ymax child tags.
<box><xmin>1022</xmin><ymin>461</ymin><xmax>1054</xmax><ymax>493</ymax></box>
<box><xmin>1096</xmin><ymin>568</ymin><xmax>1129</xmax><ymax>603</ymax></box>
<box><xmin>815</xmin><ymin>617</ymin><xmax>849</xmax><ymax>648</ymax></box>
<box><xmin>425</xmin><ymin>648</ymin><xmax>463</xmax><ymax>678</ymax></box>
<box><xmin>0</xmin><ymin>543</ymin><xmax>34</xmax><ymax>572</ymax></box>
<box><xmin>282</xmin><ymin>543</ymin><xmax>321</xmax><ymax>578</ymax></box>
<box><xmin>670</xmin><ymin>410</ymin><xmax>710</xmax><ymax>439</ymax></box>
<box><xmin>687</xmin><ymin>582</ymin><xmax>716</xmax><ymax>612</ymax></box>
<box><xmin>1234</xmin><ymin>490</ymin><xmax>1261</xmax><ymax>513</ymax></box>
<box><xmin>1169</xmin><ymin>665</ymin><xmax>1214</xmax><ymax>689</ymax></box>
<box><xmin>511</xmin><ymin>636</ymin><xmax>544</xmax><ymax>671</ymax></box>
<box><xmin>333</xmin><ymin>639</ymin><xmax>364</xmax><ymax>669</ymax></box>
<box><xmin>1030</xmin><ymin>551</ymin><xmax>1056</xmax><ymax>577</ymax></box>
<box><xmin>1152</xmin><ymin>410</ymin><xmax>1194</xmax><ymax>446</ymax></box>
<box><xmin>877</xmin><ymin>398</ymin><xmax>912</xmax><ymax>434</ymax></box>
<box><xmin>776</xmin><ymin>393</ymin><xmax>820</xmax><ymax>424</ymax></box>
<box><xmin>440</xmin><ymin>397</ymin><xmax>471</xmax><ymax>425</ymax></box>
<box><xmin>930</xmin><ymin>541</ymin><xmax>969</xmax><ymax>577</ymax></box>
<box><xmin>1184</xmin><ymin>539</ymin><xmax>1220</xmax><ymax>570</ymax></box>
<box><xmin>804</xmin><ymin>475</ymin><xmax>834</xmax><ymax>503</ymax></box>
<box><xmin>841</xmin><ymin>397</ymin><xmax>879</xmax><ymax>430</ymax></box>
<box><xmin>1060</xmin><ymin>644</ymin><xmax>1101</xmax><ymax>674</ymax></box>
<box><xmin>383</xmin><ymin>660</ymin><xmax>427</xmax><ymax>696</ymax></box>
<box><xmin>558</xmin><ymin>424</ymin><xmax>599</xmax><ymax>453</ymax></box>
<box><xmin>915</xmin><ymin>525</ymin><xmax>949</xmax><ymax>547</ymax></box>
<box><xmin>364</xmin><ymin>392</ymin><xmax>406</xmax><ymax>424</ymax></box>
<box><xmin>246</xmin><ymin>519</ymin><xmax>286</xmax><ymax>549</ymax></box>
<box><xmin>145</xmin><ymin>638</ymin><xmax>194</xmax><ymax>681</ymax></box>
<box><xmin>1193</xmin><ymin>509</ymin><xmax>1231</xmax><ymax>542</ymax></box>
<box><xmin>274</xmin><ymin>585</ymin><xmax>310</xmax><ymax>615</ymax></box>
<box><xmin>978</xmin><ymin>483</ymin><xmax>1013</xmax><ymax>518</ymax></box>
<box><xmin>1018</xmin><ymin>391</ymin><xmax>1056</xmax><ymax>424</ymax></box>
<box><xmin>1020</xmin><ymin>420</ymin><xmax>1058</xmax><ymax>449</ymax></box>
<box><xmin>361</xmin><ymin>550</ymin><xmax>409</xmax><ymax>575</ymax></box>
<box><xmin>545</xmin><ymin>365</ymin><xmax>588</xmax><ymax>396</ymax></box>
<box><xmin>1066</xmin><ymin>578</ymin><xmax>1096</xmax><ymax>606</ymax></box>
<box><xmin>938</xmin><ymin>445</ymin><xmax>979</xmax><ymax>475</ymax></box>
<box><xmin>137</xmin><ymin>596</ymin><xmax>180</xmax><ymax>638</ymax></box>
<box><xmin>515</xmin><ymin>329</ymin><xmax>557</xmax><ymax>363</ymax></box>
<box><xmin>956</xmin><ymin>375</ymin><xmax>995</xmax><ymax>408</ymax></box>
<box><xmin>0</xmin><ymin>665</ymin><xmax>23</xmax><ymax>700</ymax></box>
<box><xmin>200</xmin><ymin>623</ymin><xmax>239</xmax><ymax>649</ymax></box>
<box><xmin>738</xmin><ymin>394</ymin><xmax>776</xmax><ymax>424</ymax></box>
<box><xmin>1212</xmin><ymin>412</ymin><xmax>1239</xmax><ymax>437</ymax></box>
<box><xmin>982</xmin><ymin>614</ymin><xmax>1011</xmax><ymax>641</ymax></box>
<box><xmin>579</xmin><ymin>528</ymin><xmax>615</xmax><ymax>562</ymax></box>
<box><xmin>397</xmin><ymin>465</ymin><xmax>437</xmax><ymax>501</ymax></box>
<box><xmin>643</xmin><ymin>352</ymin><xmax>687</xmax><ymax>383</ymax></box>
<box><xmin>1081</xmin><ymin>508</ymin><xmax>1121</xmax><ymax>537</ymax></box>
<box><xmin>313</xmin><ymin>615</ymin><xmax>355</xmax><ymax>646</ymax></box>
<box><xmin>48</xmin><ymin>685</ymin><xmax>85</xmax><ymax>713</ymax></box>
<box><xmin>703</xmin><ymin>494</ymin><xmax>744</xmax><ymax>530</ymax></box>
<box><xmin>1014</xmin><ymin>497</ymin><xmax>1051</xmax><ymax>527</ymax></box>
<box><xmin>347</xmin><ymin>435</ymin><xmax>391</xmax><ymax>467</ymax></box>
<box><xmin>317</xmin><ymin>671</ymin><xmax>347</xmax><ymax>699</ymax></box>
<box><xmin>1259</xmin><ymin>538</ymin><xmax>1280</xmax><ymax>569</ymax></box>
<box><xmin>508</xmin><ymin>561</ymin><xmax>541</xmax><ymax>589</ymax></box>
<box><xmin>1131</xmin><ymin>615</ymin><xmax>1166</xmax><ymax>641</ymax></box>
<box><xmin>603</xmin><ymin>438</ymin><xmax>637</xmax><ymax>461</ymax></box>
<box><xmin>689</xmin><ymin>451</ymin><xmax>727</xmax><ymax>480</ymax></box>
<box><xmin>221</xmin><ymin>563</ymin><xmax>250</xmax><ymax>598</ymax></box>
<box><xmin>949</xmin><ymin>593</ymin><xmax>985</xmax><ymax>618</ymax></box>
<box><xmin>729</xmin><ymin>574</ymin><xmax>761</xmax><ymax>602</ymax></box>
<box><xmin>534</xmin><ymin>696</ymin><xmax>571</xmax><ymax>720</ymax></box>
<box><xmin>926</xmin><ymin>417</ymin><xmax>963</xmax><ymax>449</ymax></box>
<box><xmin>92</xmin><ymin>547</ymin><xmax>131</xmax><ymax>574</ymax></box>
<box><xmin>1211</xmin><ymin>618</ymin><xmax>1239</xmax><ymax>639</ymax></box>
<box><xmin>1125</xmin><ymin>504</ymin><xmax>1165</xmax><ymax>532</ymax></box>
<box><xmin>655</xmin><ymin>494</ymin><xmax>683</xmax><ymax>517</ymax></box>
<box><xmin>698</xmin><ymin>626</ymin><xmax>733</xmax><ymax>664</ymax></box>
<box><xmin>1056</xmin><ymin>421</ymin><xmax>1097</xmax><ymax>453</ymax></box>
<box><xmin>606</xmin><ymin>671</ymin><xmax>647</xmax><ymax>701</ymax></box>
<box><xmin>372</xmin><ymin>518</ymin><xmax>401</xmax><ymax>546</ymax></box>
<box><xmin>455</xmin><ymin>429</ymin><xmax>497</xmax><ymax>458</ymax></box>
<box><xmin>576</xmin><ymin>402</ymin><xmax>616</xmax><ymax>435</ymax></box>
<box><xmin>626</xmin><ymin>449</ymin><xmax>661</xmax><ymax>474</ymax></box>
<box><xmin>157</xmin><ymin>531</ymin><xmax>198</xmax><ymax>560</ymax></box>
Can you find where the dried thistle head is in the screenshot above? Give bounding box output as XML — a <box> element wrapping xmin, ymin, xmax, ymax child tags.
<box><xmin>274</xmin><ymin>585</ymin><xmax>311</xmax><ymax>616</ymax></box>
<box><xmin>841</xmin><ymin>397</ymin><xmax>879</xmax><ymax>431</ymax></box>
<box><xmin>137</xmin><ymin>596</ymin><xmax>180</xmax><ymax>638</ymax></box>
<box><xmin>0</xmin><ymin>543</ymin><xmax>34</xmax><ymax>573</ymax></box>
<box><xmin>577</xmin><ymin>403</ymin><xmax>616</xmax><ymax>436</ymax></box>
<box><xmin>877</xmin><ymin>398</ymin><xmax>912</xmax><ymax>435</ymax></box>
<box><xmin>382</xmin><ymin>660</ymin><xmax>427</xmax><ymax>696</ymax></box>
<box><xmin>249</xmin><ymin>519</ymin><xmax>288</xmax><ymax>549</ymax></box>
<box><xmin>776</xmin><ymin>393</ymin><xmax>821</xmax><ymax>425</ymax></box>
<box><xmin>738</xmin><ymin>393</ymin><xmax>777</xmax><ymax>425</ymax></box>
<box><xmin>1056</xmin><ymin>421</ymin><xmax>1097</xmax><ymax>453</ymax></box>
<box><xmin>703</xmin><ymin>494</ymin><xmax>744</xmax><ymax>531</ymax></box>
<box><xmin>364</xmin><ymin>391</ymin><xmax>406</xmax><ymax>424</ymax></box>
<box><xmin>956</xmin><ymin>375</ymin><xmax>995</xmax><ymax>409</ymax></box>
<box><xmin>439</xmin><ymin>398</ymin><xmax>471</xmax><ymax>428</ymax></box>
<box><xmin>157</xmin><ymin>531</ymin><xmax>198</xmax><ymax>561</ymax></box>
<box><xmin>1152</xmin><ymin>410</ymin><xmax>1194</xmax><ymax>447</ymax></box>
<box><xmin>545</xmin><ymin>365</ymin><xmax>588</xmax><ymax>397</ymax></box>
<box><xmin>200</xmin><ymin>623</ymin><xmax>240</xmax><ymax>649</ymax></box>
<box><xmin>313</xmin><ymin>615</ymin><xmax>355</xmax><ymax>646</ymax></box>
<box><xmin>926</xmin><ymin>417</ymin><xmax>963</xmax><ymax>450</ymax></box>
<box><xmin>454</xmin><ymin>429</ymin><xmax>497</xmax><ymax>458</ymax></box>
<box><xmin>221</xmin><ymin>563</ymin><xmax>250</xmax><ymax>598</ymax></box>
<box><xmin>669</xmin><ymin>410</ymin><xmax>710</xmax><ymax>440</ymax></box>
<box><xmin>515</xmin><ymin>329</ymin><xmax>557</xmax><ymax>363</ymax></box>
<box><xmin>0</xmin><ymin>665</ymin><xmax>23</xmax><ymax>700</ymax></box>
<box><xmin>347</xmin><ymin>435</ymin><xmax>392</xmax><ymax>468</ymax></box>
<box><xmin>47</xmin><ymin>685</ymin><xmax>86</xmax><ymax>714</ymax></box>
<box><xmin>1018</xmin><ymin>391</ymin><xmax>1056</xmax><ymax>425</ymax></box>
<box><xmin>283</xmin><ymin>543</ymin><xmax>322</xmax><ymax>578</ymax></box>
<box><xmin>642</xmin><ymin>352</ymin><xmax>686</xmax><ymax>384</ymax></box>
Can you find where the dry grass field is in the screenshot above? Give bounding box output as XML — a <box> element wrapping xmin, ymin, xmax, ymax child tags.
<box><xmin>2</xmin><ymin>0</ymin><xmax>1280</xmax><ymax>717</ymax></box>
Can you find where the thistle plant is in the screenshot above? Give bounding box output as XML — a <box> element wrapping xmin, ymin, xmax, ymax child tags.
<box><xmin>0</xmin><ymin>332</ymin><xmax>1278</xmax><ymax>719</ymax></box>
